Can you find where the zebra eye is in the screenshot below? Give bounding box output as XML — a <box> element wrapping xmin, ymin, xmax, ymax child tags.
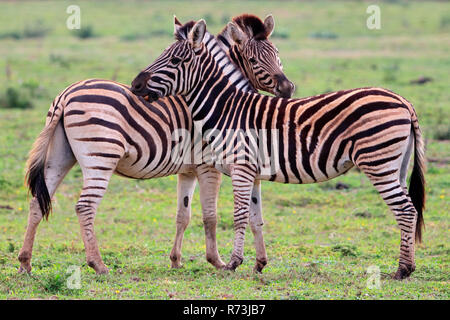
<box><xmin>170</xmin><ymin>57</ymin><xmax>182</xmax><ymax>65</ymax></box>
<box><xmin>249</xmin><ymin>57</ymin><xmax>257</xmax><ymax>64</ymax></box>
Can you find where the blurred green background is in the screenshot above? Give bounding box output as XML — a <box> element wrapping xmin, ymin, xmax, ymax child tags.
<box><xmin>0</xmin><ymin>1</ymin><xmax>448</xmax><ymax>299</ymax></box>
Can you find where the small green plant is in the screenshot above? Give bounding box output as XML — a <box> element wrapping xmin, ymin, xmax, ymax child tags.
<box><xmin>309</xmin><ymin>31</ymin><xmax>338</xmax><ymax>39</ymax></box>
<box><xmin>0</xmin><ymin>31</ymin><xmax>23</xmax><ymax>40</ymax></box>
<box><xmin>433</xmin><ymin>125</ymin><xmax>450</xmax><ymax>141</ymax></box>
<box><xmin>42</xmin><ymin>273</ymin><xmax>66</xmax><ymax>294</ymax></box>
<box><xmin>23</xmin><ymin>20</ymin><xmax>50</xmax><ymax>38</ymax></box>
<box><xmin>7</xmin><ymin>242</ymin><xmax>15</xmax><ymax>253</ymax></box>
<box><xmin>0</xmin><ymin>87</ymin><xmax>34</xmax><ymax>109</ymax></box>
<box><xmin>0</xmin><ymin>20</ymin><xmax>50</xmax><ymax>39</ymax></box>
<box><xmin>74</xmin><ymin>25</ymin><xmax>96</xmax><ymax>39</ymax></box>
<box><xmin>354</xmin><ymin>211</ymin><xmax>372</xmax><ymax>218</ymax></box>
<box><xmin>332</xmin><ymin>244</ymin><xmax>358</xmax><ymax>257</ymax></box>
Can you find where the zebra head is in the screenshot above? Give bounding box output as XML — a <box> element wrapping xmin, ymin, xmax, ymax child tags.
<box><xmin>131</xmin><ymin>18</ymin><xmax>208</xmax><ymax>102</ymax></box>
<box><xmin>224</xmin><ymin>14</ymin><xmax>295</xmax><ymax>98</ymax></box>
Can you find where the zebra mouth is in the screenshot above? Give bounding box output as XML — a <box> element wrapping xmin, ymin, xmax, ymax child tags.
<box><xmin>144</xmin><ymin>90</ymin><xmax>160</xmax><ymax>103</ymax></box>
<box><xmin>134</xmin><ymin>89</ymin><xmax>160</xmax><ymax>103</ymax></box>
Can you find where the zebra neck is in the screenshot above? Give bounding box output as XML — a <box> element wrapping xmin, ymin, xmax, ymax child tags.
<box><xmin>186</xmin><ymin>32</ymin><xmax>254</xmax><ymax>122</ymax></box>
<box><xmin>216</xmin><ymin>33</ymin><xmax>254</xmax><ymax>88</ymax></box>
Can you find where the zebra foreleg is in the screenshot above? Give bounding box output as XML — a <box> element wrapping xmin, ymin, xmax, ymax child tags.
<box><xmin>249</xmin><ymin>180</ymin><xmax>267</xmax><ymax>273</ymax></box>
<box><xmin>225</xmin><ymin>164</ymin><xmax>257</xmax><ymax>271</ymax></box>
<box><xmin>170</xmin><ymin>172</ymin><xmax>196</xmax><ymax>268</ymax></box>
<box><xmin>197</xmin><ymin>165</ymin><xmax>225</xmax><ymax>269</ymax></box>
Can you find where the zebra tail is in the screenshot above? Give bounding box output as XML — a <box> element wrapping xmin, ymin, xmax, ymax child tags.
<box><xmin>409</xmin><ymin>115</ymin><xmax>426</xmax><ymax>243</ymax></box>
<box><xmin>25</xmin><ymin>101</ymin><xmax>64</xmax><ymax>220</ymax></box>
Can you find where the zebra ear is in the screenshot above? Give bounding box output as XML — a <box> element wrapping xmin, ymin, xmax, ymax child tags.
<box><xmin>173</xmin><ymin>15</ymin><xmax>182</xmax><ymax>36</ymax></box>
<box><xmin>264</xmin><ymin>14</ymin><xmax>275</xmax><ymax>38</ymax></box>
<box><xmin>227</xmin><ymin>22</ymin><xmax>247</xmax><ymax>47</ymax></box>
<box><xmin>189</xmin><ymin>19</ymin><xmax>206</xmax><ymax>48</ymax></box>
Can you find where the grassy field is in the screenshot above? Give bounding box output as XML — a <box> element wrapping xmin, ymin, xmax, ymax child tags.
<box><xmin>0</xmin><ymin>0</ymin><xmax>449</xmax><ymax>300</ymax></box>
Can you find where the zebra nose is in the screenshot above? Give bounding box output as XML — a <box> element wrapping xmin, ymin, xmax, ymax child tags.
<box><xmin>274</xmin><ymin>74</ymin><xmax>295</xmax><ymax>98</ymax></box>
<box><xmin>277</xmin><ymin>79</ymin><xmax>295</xmax><ymax>98</ymax></box>
<box><xmin>131</xmin><ymin>72</ymin><xmax>150</xmax><ymax>95</ymax></box>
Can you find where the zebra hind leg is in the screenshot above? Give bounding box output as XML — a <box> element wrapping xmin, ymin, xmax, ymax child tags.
<box><xmin>170</xmin><ymin>172</ymin><xmax>196</xmax><ymax>268</ymax></box>
<box><xmin>363</xmin><ymin>172</ymin><xmax>417</xmax><ymax>280</ymax></box>
<box><xmin>18</xmin><ymin>121</ymin><xmax>76</xmax><ymax>273</ymax></box>
<box><xmin>75</xmin><ymin>164</ymin><xmax>118</xmax><ymax>275</ymax></box>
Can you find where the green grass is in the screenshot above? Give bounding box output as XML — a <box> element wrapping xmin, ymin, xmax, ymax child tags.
<box><xmin>0</xmin><ymin>0</ymin><xmax>449</xmax><ymax>300</ymax></box>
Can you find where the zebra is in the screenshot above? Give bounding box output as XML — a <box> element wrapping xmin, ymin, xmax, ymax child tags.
<box><xmin>18</xmin><ymin>15</ymin><xmax>293</xmax><ymax>274</ymax></box>
<box><xmin>131</xmin><ymin>19</ymin><xmax>426</xmax><ymax>279</ymax></box>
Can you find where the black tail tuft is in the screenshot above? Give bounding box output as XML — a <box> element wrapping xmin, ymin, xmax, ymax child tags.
<box><xmin>409</xmin><ymin>130</ymin><xmax>426</xmax><ymax>243</ymax></box>
<box><xmin>26</xmin><ymin>158</ymin><xmax>52</xmax><ymax>220</ymax></box>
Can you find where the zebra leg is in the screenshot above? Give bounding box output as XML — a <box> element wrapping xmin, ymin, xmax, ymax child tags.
<box><xmin>66</xmin><ymin>121</ymin><xmax>125</xmax><ymax>274</ymax></box>
<box><xmin>170</xmin><ymin>172</ymin><xmax>196</xmax><ymax>268</ymax></box>
<box><xmin>358</xmin><ymin>131</ymin><xmax>418</xmax><ymax>279</ymax></box>
<box><xmin>197</xmin><ymin>165</ymin><xmax>225</xmax><ymax>269</ymax></box>
<box><xmin>364</xmin><ymin>174</ymin><xmax>417</xmax><ymax>279</ymax></box>
<box><xmin>18</xmin><ymin>121</ymin><xmax>76</xmax><ymax>274</ymax></box>
<box><xmin>75</xmin><ymin>166</ymin><xmax>116</xmax><ymax>275</ymax></box>
<box><xmin>225</xmin><ymin>164</ymin><xmax>257</xmax><ymax>271</ymax></box>
<box><xmin>249</xmin><ymin>180</ymin><xmax>268</xmax><ymax>273</ymax></box>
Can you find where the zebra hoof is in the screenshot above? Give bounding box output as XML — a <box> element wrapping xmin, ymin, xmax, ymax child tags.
<box><xmin>393</xmin><ymin>265</ymin><xmax>415</xmax><ymax>280</ymax></box>
<box><xmin>171</xmin><ymin>262</ymin><xmax>183</xmax><ymax>269</ymax></box>
<box><xmin>223</xmin><ymin>263</ymin><xmax>237</xmax><ymax>271</ymax></box>
<box><xmin>253</xmin><ymin>258</ymin><xmax>267</xmax><ymax>273</ymax></box>
<box><xmin>18</xmin><ymin>264</ymin><xmax>32</xmax><ymax>274</ymax></box>
<box><xmin>214</xmin><ymin>261</ymin><xmax>226</xmax><ymax>270</ymax></box>
<box><xmin>224</xmin><ymin>256</ymin><xmax>243</xmax><ymax>271</ymax></box>
<box><xmin>253</xmin><ymin>264</ymin><xmax>265</xmax><ymax>273</ymax></box>
<box><xmin>88</xmin><ymin>260</ymin><xmax>109</xmax><ymax>275</ymax></box>
<box><xmin>95</xmin><ymin>266</ymin><xmax>109</xmax><ymax>275</ymax></box>
<box><xmin>18</xmin><ymin>252</ymin><xmax>32</xmax><ymax>274</ymax></box>
<box><xmin>170</xmin><ymin>257</ymin><xmax>183</xmax><ymax>269</ymax></box>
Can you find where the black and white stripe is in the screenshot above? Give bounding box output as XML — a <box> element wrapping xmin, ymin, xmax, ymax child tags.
<box><xmin>132</xmin><ymin>19</ymin><xmax>426</xmax><ymax>279</ymax></box>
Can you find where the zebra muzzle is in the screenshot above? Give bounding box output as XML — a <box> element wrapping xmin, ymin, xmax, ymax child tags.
<box><xmin>274</xmin><ymin>74</ymin><xmax>295</xmax><ymax>98</ymax></box>
<box><xmin>131</xmin><ymin>71</ymin><xmax>152</xmax><ymax>96</ymax></box>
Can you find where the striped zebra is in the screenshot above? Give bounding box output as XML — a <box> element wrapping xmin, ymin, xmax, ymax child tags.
<box><xmin>18</xmin><ymin>15</ymin><xmax>293</xmax><ymax>274</ymax></box>
<box><xmin>131</xmin><ymin>19</ymin><xmax>426</xmax><ymax>279</ymax></box>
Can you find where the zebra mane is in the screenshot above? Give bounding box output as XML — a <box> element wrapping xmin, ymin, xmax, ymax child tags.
<box><xmin>202</xmin><ymin>31</ymin><xmax>254</xmax><ymax>93</ymax></box>
<box><xmin>173</xmin><ymin>20</ymin><xmax>255</xmax><ymax>115</ymax></box>
<box><xmin>232</xmin><ymin>14</ymin><xmax>268</xmax><ymax>40</ymax></box>
<box><xmin>217</xmin><ymin>14</ymin><xmax>268</xmax><ymax>47</ymax></box>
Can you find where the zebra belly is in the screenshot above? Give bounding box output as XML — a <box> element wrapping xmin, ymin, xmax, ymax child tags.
<box><xmin>115</xmin><ymin>155</ymin><xmax>194</xmax><ymax>179</ymax></box>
